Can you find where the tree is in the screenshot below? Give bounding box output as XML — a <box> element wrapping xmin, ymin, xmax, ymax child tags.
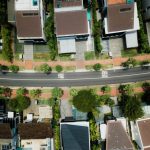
<box><xmin>30</xmin><ymin>89</ymin><xmax>41</xmax><ymax>99</ymax></box>
<box><xmin>16</xmin><ymin>88</ymin><xmax>28</xmax><ymax>96</ymax></box>
<box><xmin>142</xmin><ymin>82</ymin><xmax>150</xmax><ymax>104</ymax></box>
<box><xmin>124</xmin><ymin>96</ymin><xmax>144</xmax><ymax>121</ymax></box>
<box><xmin>8</xmin><ymin>96</ymin><xmax>31</xmax><ymax>112</ymax></box>
<box><xmin>93</xmin><ymin>63</ymin><xmax>102</xmax><ymax>71</ymax></box>
<box><xmin>0</xmin><ymin>87</ymin><xmax>4</xmax><ymax>96</ymax></box>
<box><xmin>3</xmin><ymin>87</ymin><xmax>12</xmax><ymax>97</ymax></box>
<box><xmin>1</xmin><ymin>25</ymin><xmax>13</xmax><ymax>62</ymax></box>
<box><xmin>72</xmin><ymin>90</ymin><xmax>98</xmax><ymax>112</ymax></box>
<box><xmin>0</xmin><ymin>65</ymin><xmax>9</xmax><ymax>72</ymax></box>
<box><xmin>118</xmin><ymin>84</ymin><xmax>134</xmax><ymax>96</ymax></box>
<box><xmin>122</xmin><ymin>58</ymin><xmax>137</xmax><ymax>68</ymax></box>
<box><xmin>51</xmin><ymin>87</ymin><xmax>63</xmax><ymax>98</ymax></box>
<box><xmin>9</xmin><ymin>65</ymin><xmax>19</xmax><ymax>73</ymax></box>
<box><xmin>0</xmin><ymin>0</ymin><xmax>7</xmax><ymax>25</ymax></box>
<box><xmin>98</xmin><ymin>94</ymin><xmax>114</xmax><ymax>107</ymax></box>
<box><xmin>101</xmin><ymin>85</ymin><xmax>111</xmax><ymax>93</ymax></box>
<box><xmin>55</xmin><ymin>65</ymin><xmax>63</xmax><ymax>73</ymax></box>
<box><xmin>40</xmin><ymin>63</ymin><xmax>52</xmax><ymax>74</ymax></box>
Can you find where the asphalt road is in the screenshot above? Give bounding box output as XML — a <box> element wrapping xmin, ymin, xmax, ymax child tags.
<box><xmin>0</xmin><ymin>67</ymin><xmax>149</xmax><ymax>87</ymax></box>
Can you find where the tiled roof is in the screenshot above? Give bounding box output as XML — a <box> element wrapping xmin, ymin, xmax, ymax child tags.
<box><xmin>0</xmin><ymin>123</ymin><xmax>12</xmax><ymax>139</ymax></box>
<box><xmin>18</xmin><ymin>123</ymin><xmax>53</xmax><ymax>139</ymax></box>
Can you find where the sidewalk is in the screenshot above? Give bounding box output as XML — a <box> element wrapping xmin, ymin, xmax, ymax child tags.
<box><xmin>0</xmin><ymin>54</ymin><xmax>150</xmax><ymax>70</ymax></box>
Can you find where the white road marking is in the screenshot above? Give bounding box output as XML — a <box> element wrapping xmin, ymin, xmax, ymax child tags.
<box><xmin>0</xmin><ymin>72</ymin><xmax>150</xmax><ymax>81</ymax></box>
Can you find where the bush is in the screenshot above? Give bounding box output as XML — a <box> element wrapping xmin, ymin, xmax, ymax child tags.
<box><xmin>9</xmin><ymin>65</ymin><xmax>19</xmax><ymax>73</ymax></box>
<box><xmin>101</xmin><ymin>85</ymin><xmax>111</xmax><ymax>93</ymax></box>
<box><xmin>8</xmin><ymin>96</ymin><xmax>31</xmax><ymax>112</ymax></box>
<box><xmin>122</xmin><ymin>58</ymin><xmax>137</xmax><ymax>68</ymax></box>
<box><xmin>70</xmin><ymin>88</ymin><xmax>78</xmax><ymax>97</ymax></box>
<box><xmin>3</xmin><ymin>87</ymin><xmax>12</xmax><ymax>97</ymax></box>
<box><xmin>40</xmin><ymin>63</ymin><xmax>52</xmax><ymax>74</ymax></box>
<box><xmin>16</xmin><ymin>88</ymin><xmax>28</xmax><ymax>96</ymax></box>
<box><xmin>55</xmin><ymin>65</ymin><xmax>63</xmax><ymax>73</ymax></box>
<box><xmin>51</xmin><ymin>87</ymin><xmax>63</xmax><ymax>98</ymax></box>
<box><xmin>118</xmin><ymin>84</ymin><xmax>134</xmax><ymax>96</ymax></box>
<box><xmin>93</xmin><ymin>63</ymin><xmax>102</xmax><ymax>71</ymax></box>
<box><xmin>0</xmin><ymin>65</ymin><xmax>9</xmax><ymax>72</ymax></box>
<box><xmin>30</xmin><ymin>89</ymin><xmax>41</xmax><ymax>98</ymax></box>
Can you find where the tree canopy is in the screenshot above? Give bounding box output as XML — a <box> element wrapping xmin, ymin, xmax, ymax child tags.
<box><xmin>51</xmin><ymin>87</ymin><xmax>63</xmax><ymax>99</ymax></box>
<box><xmin>72</xmin><ymin>89</ymin><xmax>98</xmax><ymax>112</ymax></box>
<box><xmin>124</xmin><ymin>96</ymin><xmax>144</xmax><ymax>121</ymax></box>
<box><xmin>8</xmin><ymin>96</ymin><xmax>31</xmax><ymax>112</ymax></box>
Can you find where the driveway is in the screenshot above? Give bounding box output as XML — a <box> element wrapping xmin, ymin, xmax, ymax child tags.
<box><xmin>109</xmin><ymin>38</ymin><xmax>123</xmax><ymax>57</ymax></box>
<box><xmin>60</xmin><ymin>99</ymin><xmax>72</xmax><ymax>119</ymax></box>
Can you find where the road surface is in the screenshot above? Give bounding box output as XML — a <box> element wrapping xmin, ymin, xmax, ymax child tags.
<box><xmin>0</xmin><ymin>67</ymin><xmax>149</xmax><ymax>87</ymax></box>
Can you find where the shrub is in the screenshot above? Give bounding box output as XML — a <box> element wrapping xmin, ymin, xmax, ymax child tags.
<box><xmin>118</xmin><ymin>84</ymin><xmax>134</xmax><ymax>96</ymax></box>
<box><xmin>70</xmin><ymin>88</ymin><xmax>78</xmax><ymax>97</ymax></box>
<box><xmin>16</xmin><ymin>88</ymin><xmax>28</xmax><ymax>96</ymax></box>
<box><xmin>101</xmin><ymin>85</ymin><xmax>111</xmax><ymax>93</ymax></box>
<box><xmin>30</xmin><ymin>89</ymin><xmax>41</xmax><ymax>99</ymax></box>
<box><xmin>3</xmin><ymin>87</ymin><xmax>12</xmax><ymax>97</ymax></box>
<box><xmin>55</xmin><ymin>65</ymin><xmax>63</xmax><ymax>73</ymax></box>
<box><xmin>0</xmin><ymin>65</ymin><xmax>9</xmax><ymax>72</ymax></box>
<box><xmin>51</xmin><ymin>87</ymin><xmax>63</xmax><ymax>98</ymax></box>
<box><xmin>93</xmin><ymin>63</ymin><xmax>102</xmax><ymax>71</ymax></box>
<box><xmin>9</xmin><ymin>65</ymin><xmax>19</xmax><ymax>73</ymax></box>
<box><xmin>8</xmin><ymin>96</ymin><xmax>31</xmax><ymax>112</ymax></box>
<box><xmin>122</xmin><ymin>58</ymin><xmax>137</xmax><ymax>68</ymax></box>
<box><xmin>40</xmin><ymin>63</ymin><xmax>52</xmax><ymax>74</ymax></box>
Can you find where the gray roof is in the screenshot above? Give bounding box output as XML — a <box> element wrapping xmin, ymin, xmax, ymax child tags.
<box><xmin>7</xmin><ymin>0</ymin><xmax>15</xmax><ymax>22</ymax></box>
<box><xmin>61</xmin><ymin>123</ymin><xmax>90</xmax><ymax>150</ymax></box>
<box><xmin>142</xmin><ymin>0</ymin><xmax>150</xmax><ymax>21</ymax></box>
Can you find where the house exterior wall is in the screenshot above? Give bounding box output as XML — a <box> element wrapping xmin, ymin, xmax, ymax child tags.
<box><xmin>0</xmin><ymin>139</ymin><xmax>12</xmax><ymax>150</ymax></box>
<box><xmin>21</xmin><ymin>138</ymin><xmax>54</xmax><ymax>150</ymax></box>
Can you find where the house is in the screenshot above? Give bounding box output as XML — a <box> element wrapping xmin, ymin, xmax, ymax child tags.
<box><xmin>60</xmin><ymin>121</ymin><xmax>91</xmax><ymax>150</ymax></box>
<box><xmin>54</xmin><ymin>0</ymin><xmax>92</xmax><ymax>54</ymax></box>
<box><xmin>103</xmin><ymin>0</ymin><xmax>140</xmax><ymax>48</ymax></box>
<box><xmin>9</xmin><ymin>0</ymin><xmax>45</xmax><ymax>41</ymax></box>
<box><xmin>132</xmin><ymin>118</ymin><xmax>150</xmax><ymax>150</ymax></box>
<box><xmin>0</xmin><ymin>123</ymin><xmax>13</xmax><ymax>150</ymax></box>
<box><xmin>18</xmin><ymin>123</ymin><xmax>54</xmax><ymax>150</ymax></box>
<box><xmin>142</xmin><ymin>0</ymin><xmax>150</xmax><ymax>21</ymax></box>
<box><xmin>106</xmin><ymin>121</ymin><xmax>134</xmax><ymax>150</ymax></box>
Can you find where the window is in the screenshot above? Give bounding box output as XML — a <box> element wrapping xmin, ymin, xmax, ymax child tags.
<box><xmin>33</xmin><ymin>0</ymin><xmax>38</xmax><ymax>6</ymax></box>
<box><xmin>120</xmin><ymin>8</ymin><xmax>131</xmax><ymax>12</ymax></box>
<box><xmin>2</xmin><ymin>144</ymin><xmax>10</xmax><ymax>150</ymax></box>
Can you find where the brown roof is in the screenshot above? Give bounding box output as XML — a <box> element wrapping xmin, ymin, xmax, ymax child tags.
<box><xmin>55</xmin><ymin>10</ymin><xmax>88</xmax><ymax>36</ymax></box>
<box><xmin>54</xmin><ymin>0</ymin><xmax>82</xmax><ymax>8</ymax></box>
<box><xmin>0</xmin><ymin>123</ymin><xmax>12</xmax><ymax>139</ymax></box>
<box><xmin>137</xmin><ymin>119</ymin><xmax>150</xmax><ymax>147</ymax></box>
<box><xmin>106</xmin><ymin>121</ymin><xmax>134</xmax><ymax>150</ymax></box>
<box><xmin>107</xmin><ymin>3</ymin><xmax>134</xmax><ymax>33</ymax></box>
<box><xmin>18</xmin><ymin>123</ymin><xmax>53</xmax><ymax>139</ymax></box>
<box><xmin>16</xmin><ymin>11</ymin><xmax>42</xmax><ymax>38</ymax></box>
<box><xmin>107</xmin><ymin>0</ymin><xmax>126</xmax><ymax>5</ymax></box>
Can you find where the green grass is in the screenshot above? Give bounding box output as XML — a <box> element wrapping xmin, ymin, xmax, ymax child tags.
<box><xmin>85</xmin><ymin>65</ymin><xmax>93</xmax><ymax>70</ymax></box>
<box><xmin>38</xmin><ymin>99</ymin><xmax>50</xmax><ymax>105</ymax></box>
<box><xmin>58</xmin><ymin>53</ymin><xmax>75</xmax><ymax>61</ymax></box>
<box><xmin>84</xmin><ymin>51</ymin><xmax>95</xmax><ymax>60</ymax></box>
<box><xmin>34</xmin><ymin>53</ymin><xmax>50</xmax><ymax>61</ymax></box>
<box><xmin>121</xmin><ymin>49</ymin><xmax>138</xmax><ymax>57</ymax></box>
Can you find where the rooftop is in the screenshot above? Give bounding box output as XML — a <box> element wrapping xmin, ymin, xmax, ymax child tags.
<box><xmin>55</xmin><ymin>10</ymin><xmax>88</xmax><ymax>36</ymax></box>
<box><xmin>137</xmin><ymin>118</ymin><xmax>150</xmax><ymax>148</ymax></box>
<box><xmin>16</xmin><ymin>10</ymin><xmax>42</xmax><ymax>38</ymax></box>
<box><xmin>0</xmin><ymin>123</ymin><xmax>12</xmax><ymax>139</ymax></box>
<box><xmin>18</xmin><ymin>123</ymin><xmax>53</xmax><ymax>139</ymax></box>
<box><xmin>107</xmin><ymin>3</ymin><xmax>134</xmax><ymax>33</ymax></box>
<box><xmin>61</xmin><ymin>122</ymin><xmax>90</xmax><ymax>150</ymax></box>
<box><xmin>106</xmin><ymin>121</ymin><xmax>134</xmax><ymax>150</ymax></box>
<box><xmin>54</xmin><ymin>0</ymin><xmax>82</xmax><ymax>8</ymax></box>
